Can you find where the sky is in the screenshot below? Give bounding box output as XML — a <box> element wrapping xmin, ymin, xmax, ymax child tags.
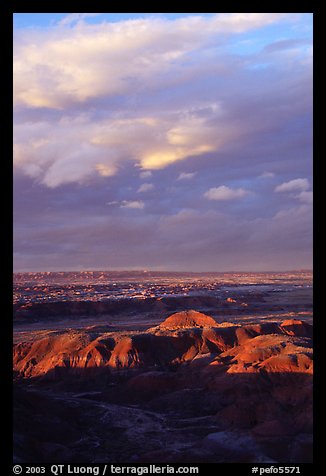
<box><xmin>13</xmin><ymin>12</ymin><xmax>313</xmax><ymax>272</ymax></box>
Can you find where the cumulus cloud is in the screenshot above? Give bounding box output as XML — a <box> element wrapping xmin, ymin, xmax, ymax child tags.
<box><xmin>14</xmin><ymin>13</ymin><xmax>295</xmax><ymax>109</ymax></box>
<box><xmin>296</xmin><ymin>190</ymin><xmax>313</xmax><ymax>204</ymax></box>
<box><xmin>275</xmin><ymin>178</ymin><xmax>309</xmax><ymax>193</ymax></box>
<box><xmin>13</xmin><ymin>109</ymin><xmax>234</xmax><ymax>187</ymax></box>
<box><xmin>13</xmin><ymin>16</ymin><xmax>203</xmax><ymax>108</ymax></box>
<box><xmin>204</xmin><ymin>185</ymin><xmax>250</xmax><ymax>201</ymax></box>
<box><xmin>177</xmin><ymin>172</ymin><xmax>197</xmax><ymax>181</ymax></box>
<box><xmin>120</xmin><ymin>200</ymin><xmax>145</xmax><ymax>209</ymax></box>
<box><xmin>13</xmin><ymin>13</ymin><xmax>313</xmax><ymax>271</ymax></box>
<box><xmin>106</xmin><ymin>200</ymin><xmax>145</xmax><ymax>209</ymax></box>
<box><xmin>13</xmin><ymin>14</ymin><xmax>311</xmax><ymax>188</ymax></box>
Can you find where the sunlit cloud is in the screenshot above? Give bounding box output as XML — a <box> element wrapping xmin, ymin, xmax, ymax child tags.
<box><xmin>138</xmin><ymin>116</ymin><xmax>221</xmax><ymax>170</ymax></box>
<box><xmin>13</xmin><ymin>13</ymin><xmax>311</xmax><ymax>188</ymax></box>
<box><xmin>95</xmin><ymin>163</ymin><xmax>117</xmax><ymax>177</ymax></box>
<box><xmin>13</xmin><ymin>13</ymin><xmax>296</xmax><ymax>109</ymax></box>
<box><xmin>140</xmin><ymin>144</ymin><xmax>215</xmax><ymax>170</ymax></box>
<box><xmin>13</xmin><ymin>13</ymin><xmax>313</xmax><ymax>271</ymax></box>
<box><xmin>13</xmin><ymin>112</ymin><xmax>225</xmax><ymax>186</ymax></box>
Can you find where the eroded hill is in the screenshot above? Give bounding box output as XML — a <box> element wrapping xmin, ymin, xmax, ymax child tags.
<box><xmin>13</xmin><ymin>311</ymin><xmax>313</xmax><ymax>463</ymax></box>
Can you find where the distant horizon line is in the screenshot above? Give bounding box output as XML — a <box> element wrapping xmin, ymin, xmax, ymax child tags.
<box><xmin>13</xmin><ymin>268</ymin><xmax>313</xmax><ymax>274</ymax></box>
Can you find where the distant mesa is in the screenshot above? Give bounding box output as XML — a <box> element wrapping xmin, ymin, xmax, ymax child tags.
<box><xmin>158</xmin><ymin>310</ymin><xmax>218</xmax><ymax>329</ymax></box>
<box><xmin>226</xmin><ymin>297</ymin><xmax>237</xmax><ymax>303</ymax></box>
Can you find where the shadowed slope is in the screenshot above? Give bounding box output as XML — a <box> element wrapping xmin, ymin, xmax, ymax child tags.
<box><xmin>13</xmin><ymin>313</ymin><xmax>313</xmax><ymax>379</ymax></box>
<box><xmin>13</xmin><ymin>313</ymin><xmax>313</xmax><ymax>463</ymax></box>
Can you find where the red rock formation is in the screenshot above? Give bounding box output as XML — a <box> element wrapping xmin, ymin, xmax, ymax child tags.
<box><xmin>13</xmin><ymin>312</ymin><xmax>313</xmax><ymax>464</ymax></box>
<box><xmin>13</xmin><ymin>314</ymin><xmax>313</xmax><ymax>380</ymax></box>
<box><xmin>280</xmin><ymin>319</ymin><xmax>313</xmax><ymax>338</ymax></box>
<box><xmin>158</xmin><ymin>310</ymin><xmax>218</xmax><ymax>329</ymax></box>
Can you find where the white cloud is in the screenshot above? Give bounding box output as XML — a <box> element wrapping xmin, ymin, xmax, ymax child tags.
<box><xmin>59</xmin><ymin>13</ymin><xmax>101</xmax><ymax>27</ymax></box>
<box><xmin>213</xmin><ymin>13</ymin><xmax>295</xmax><ymax>34</ymax></box>
<box><xmin>296</xmin><ymin>190</ymin><xmax>313</xmax><ymax>204</ymax></box>
<box><xmin>120</xmin><ymin>200</ymin><xmax>145</xmax><ymax>209</ymax></box>
<box><xmin>177</xmin><ymin>172</ymin><xmax>197</xmax><ymax>181</ymax></box>
<box><xmin>13</xmin><ymin>13</ymin><xmax>311</xmax><ymax>188</ymax></box>
<box><xmin>13</xmin><ymin>113</ymin><xmax>226</xmax><ymax>187</ymax></box>
<box><xmin>137</xmin><ymin>183</ymin><xmax>154</xmax><ymax>193</ymax></box>
<box><xmin>273</xmin><ymin>204</ymin><xmax>311</xmax><ymax>221</ymax></box>
<box><xmin>107</xmin><ymin>199</ymin><xmax>146</xmax><ymax>209</ymax></box>
<box><xmin>275</xmin><ymin>178</ymin><xmax>309</xmax><ymax>193</ymax></box>
<box><xmin>13</xmin><ymin>14</ymin><xmax>294</xmax><ymax>109</ymax></box>
<box><xmin>204</xmin><ymin>185</ymin><xmax>249</xmax><ymax>201</ymax></box>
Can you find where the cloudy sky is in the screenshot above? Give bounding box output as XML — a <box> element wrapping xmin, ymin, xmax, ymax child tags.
<box><xmin>13</xmin><ymin>13</ymin><xmax>313</xmax><ymax>272</ymax></box>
